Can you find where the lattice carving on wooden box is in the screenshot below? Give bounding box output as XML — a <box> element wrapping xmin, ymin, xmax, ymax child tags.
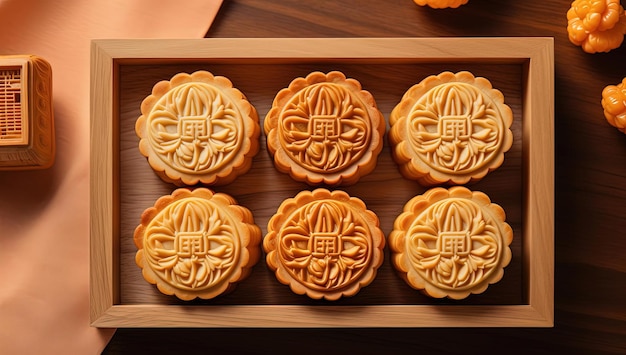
<box><xmin>0</xmin><ymin>55</ymin><xmax>55</xmax><ymax>170</ymax></box>
<box><xmin>0</xmin><ymin>67</ymin><xmax>26</xmax><ymax>146</ymax></box>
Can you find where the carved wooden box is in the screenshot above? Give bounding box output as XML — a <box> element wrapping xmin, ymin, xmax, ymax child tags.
<box><xmin>0</xmin><ymin>55</ymin><xmax>54</xmax><ymax>170</ymax></box>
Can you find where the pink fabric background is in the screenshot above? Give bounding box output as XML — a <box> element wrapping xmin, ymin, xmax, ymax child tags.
<box><xmin>0</xmin><ymin>1</ymin><xmax>222</xmax><ymax>353</ymax></box>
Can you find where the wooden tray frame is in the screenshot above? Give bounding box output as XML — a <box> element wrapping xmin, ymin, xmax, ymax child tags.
<box><xmin>90</xmin><ymin>37</ymin><xmax>554</xmax><ymax>328</ymax></box>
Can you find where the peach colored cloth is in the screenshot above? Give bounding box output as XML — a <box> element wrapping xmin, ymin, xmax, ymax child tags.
<box><xmin>0</xmin><ymin>0</ymin><xmax>222</xmax><ymax>353</ymax></box>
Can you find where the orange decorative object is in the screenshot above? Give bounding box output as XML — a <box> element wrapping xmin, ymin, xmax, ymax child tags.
<box><xmin>567</xmin><ymin>0</ymin><xmax>626</xmax><ymax>53</ymax></box>
<box><xmin>413</xmin><ymin>0</ymin><xmax>468</xmax><ymax>9</ymax></box>
<box><xmin>601</xmin><ymin>77</ymin><xmax>626</xmax><ymax>133</ymax></box>
<box><xmin>264</xmin><ymin>71</ymin><xmax>385</xmax><ymax>186</ymax></box>
<box><xmin>134</xmin><ymin>188</ymin><xmax>261</xmax><ymax>301</ymax></box>
<box><xmin>264</xmin><ymin>189</ymin><xmax>385</xmax><ymax>300</ymax></box>
<box><xmin>389</xmin><ymin>186</ymin><xmax>513</xmax><ymax>300</ymax></box>
<box><xmin>136</xmin><ymin>70</ymin><xmax>260</xmax><ymax>186</ymax></box>
<box><xmin>0</xmin><ymin>55</ymin><xmax>55</xmax><ymax>170</ymax></box>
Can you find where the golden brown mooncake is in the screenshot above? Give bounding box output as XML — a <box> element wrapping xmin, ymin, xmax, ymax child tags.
<box><xmin>263</xmin><ymin>188</ymin><xmax>385</xmax><ymax>300</ymax></box>
<box><xmin>135</xmin><ymin>70</ymin><xmax>260</xmax><ymax>186</ymax></box>
<box><xmin>134</xmin><ymin>188</ymin><xmax>261</xmax><ymax>301</ymax></box>
<box><xmin>389</xmin><ymin>186</ymin><xmax>513</xmax><ymax>300</ymax></box>
<box><xmin>264</xmin><ymin>71</ymin><xmax>385</xmax><ymax>186</ymax></box>
<box><xmin>389</xmin><ymin>71</ymin><xmax>513</xmax><ymax>186</ymax></box>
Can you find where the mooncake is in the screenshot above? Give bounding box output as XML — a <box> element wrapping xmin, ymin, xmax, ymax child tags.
<box><xmin>135</xmin><ymin>70</ymin><xmax>260</xmax><ymax>186</ymax></box>
<box><xmin>389</xmin><ymin>71</ymin><xmax>513</xmax><ymax>186</ymax></box>
<box><xmin>389</xmin><ymin>186</ymin><xmax>513</xmax><ymax>300</ymax></box>
<box><xmin>264</xmin><ymin>71</ymin><xmax>385</xmax><ymax>186</ymax></box>
<box><xmin>263</xmin><ymin>188</ymin><xmax>385</xmax><ymax>300</ymax></box>
<box><xmin>134</xmin><ymin>187</ymin><xmax>261</xmax><ymax>301</ymax></box>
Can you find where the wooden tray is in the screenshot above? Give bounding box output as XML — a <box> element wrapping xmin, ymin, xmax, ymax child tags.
<box><xmin>90</xmin><ymin>38</ymin><xmax>554</xmax><ymax>327</ymax></box>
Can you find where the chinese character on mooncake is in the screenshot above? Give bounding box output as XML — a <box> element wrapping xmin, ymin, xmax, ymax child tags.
<box><xmin>135</xmin><ymin>70</ymin><xmax>260</xmax><ymax>186</ymax></box>
<box><xmin>264</xmin><ymin>188</ymin><xmax>385</xmax><ymax>300</ymax></box>
<box><xmin>264</xmin><ymin>71</ymin><xmax>385</xmax><ymax>186</ymax></box>
<box><xmin>389</xmin><ymin>186</ymin><xmax>513</xmax><ymax>299</ymax></box>
<box><xmin>389</xmin><ymin>71</ymin><xmax>513</xmax><ymax>186</ymax></box>
<box><xmin>134</xmin><ymin>188</ymin><xmax>261</xmax><ymax>300</ymax></box>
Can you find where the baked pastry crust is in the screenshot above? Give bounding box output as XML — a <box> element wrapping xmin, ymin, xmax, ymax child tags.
<box><xmin>264</xmin><ymin>188</ymin><xmax>385</xmax><ymax>300</ymax></box>
<box><xmin>134</xmin><ymin>188</ymin><xmax>261</xmax><ymax>301</ymax></box>
<box><xmin>389</xmin><ymin>186</ymin><xmax>513</xmax><ymax>299</ymax></box>
<box><xmin>389</xmin><ymin>71</ymin><xmax>513</xmax><ymax>186</ymax></box>
<box><xmin>136</xmin><ymin>70</ymin><xmax>260</xmax><ymax>186</ymax></box>
<box><xmin>264</xmin><ymin>71</ymin><xmax>385</xmax><ymax>186</ymax></box>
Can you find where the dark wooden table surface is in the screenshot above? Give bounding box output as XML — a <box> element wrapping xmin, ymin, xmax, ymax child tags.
<box><xmin>103</xmin><ymin>0</ymin><xmax>626</xmax><ymax>353</ymax></box>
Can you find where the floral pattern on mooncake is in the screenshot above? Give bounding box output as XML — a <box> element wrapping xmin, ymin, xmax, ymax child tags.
<box><xmin>136</xmin><ymin>70</ymin><xmax>260</xmax><ymax>186</ymax></box>
<box><xmin>264</xmin><ymin>71</ymin><xmax>385</xmax><ymax>186</ymax></box>
<box><xmin>264</xmin><ymin>188</ymin><xmax>385</xmax><ymax>300</ymax></box>
<box><xmin>389</xmin><ymin>186</ymin><xmax>513</xmax><ymax>300</ymax></box>
<box><xmin>134</xmin><ymin>188</ymin><xmax>261</xmax><ymax>300</ymax></box>
<box><xmin>389</xmin><ymin>71</ymin><xmax>513</xmax><ymax>186</ymax></box>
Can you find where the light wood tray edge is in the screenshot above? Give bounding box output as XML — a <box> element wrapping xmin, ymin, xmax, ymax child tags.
<box><xmin>90</xmin><ymin>37</ymin><xmax>554</xmax><ymax>328</ymax></box>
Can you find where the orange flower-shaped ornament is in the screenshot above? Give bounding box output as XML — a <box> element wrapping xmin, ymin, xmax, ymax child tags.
<box><xmin>413</xmin><ymin>0</ymin><xmax>468</xmax><ymax>8</ymax></box>
<box><xmin>264</xmin><ymin>71</ymin><xmax>385</xmax><ymax>186</ymax></box>
<box><xmin>601</xmin><ymin>76</ymin><xmax>626</xmax><ymax>133</ymax></box>
<box><xmin>389</xmin><ymin>186</ymin><xmax>513</xmax><ymax>299</ymax></box>
<box><xmin>567</xmin><ymin>0</ymin><xmax>626</xmax><ymax>53</ymax></box>
<box><xmin>389</xmin><ymin>71</ymin><xmax>513</xmax><ymax>186</ymax></box>
<box><xmin>134</xmin><ymin>188</ymin><xmax>261</xmax><ymax>300</ymax></box>
<box><xmin>264</xmin><ymin>189</ymin><xmax>385</xmax><ymax>300</ymax></box>
<box><xmin>136</xmin><ymin>70</ymin><xmax>260</xmax><ymax>186</ymax></box>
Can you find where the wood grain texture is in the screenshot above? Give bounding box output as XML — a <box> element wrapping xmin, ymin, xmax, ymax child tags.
<box><xmin>103</xmin><ymin>0</ymin><xmax>626</xmax><ymax>353</ymax></box>
<box><xmin>90</xmin><ymin>41</ymin><xmax>117</xmax><ymax>323</ymax></box>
